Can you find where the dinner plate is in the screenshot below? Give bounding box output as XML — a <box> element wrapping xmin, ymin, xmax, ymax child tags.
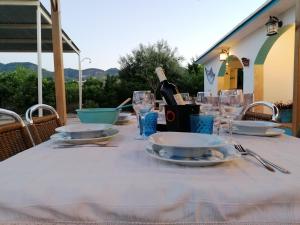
<box><xmin>50</xmin><ymin>128</ymin><xmax>119</xmax><ymax>144</ymax></box>
<box><xmin>232</xmin><ymin>128</ymin><xmax>285</xmax><ymax>137</ymax></box>
<box><xmin>145</xmin><ymin>145</ymin><xmax>240</xmax><ymax>167</ymax></box>
<box><xmin>232</xmin><ymin>120</ymin><xmax>280</xmax><ymax>133</ymax></box>
<box><xmin>149</xmin><ymin>132</ymin><xmax>227</xmax><ymax>149</ymax></box>
<box><xmin>56</xmin><ymin>123</ymin><xmax>112</xmax><ymax>133</ymax></box>
<box><xmin>116</xmin><ymin>113</ymin><xmax>132</xmax><ymax>124</ymax></box>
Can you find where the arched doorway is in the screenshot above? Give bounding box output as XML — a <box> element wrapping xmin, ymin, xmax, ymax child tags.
<box><xmin>217</xmin><ymin>55</ymin><xmax>244</xmax><ymax>91</ymax></box>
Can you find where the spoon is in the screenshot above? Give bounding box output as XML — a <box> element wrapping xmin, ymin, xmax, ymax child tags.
<box><xmin>116</xmin><ymin>98</ymin><xmax>131</xmax><ymax>109</ymax></box>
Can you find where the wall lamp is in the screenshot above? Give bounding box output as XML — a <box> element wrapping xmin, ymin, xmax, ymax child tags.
<box><xmin>219</xmin><ymin>49</ymin><xmax>229</xmax><ymax>61</ymax></box>
<box><xmin>265</xmin><ymin>16</ymin><xmax>282</xmax><ymax>36</ymax></box>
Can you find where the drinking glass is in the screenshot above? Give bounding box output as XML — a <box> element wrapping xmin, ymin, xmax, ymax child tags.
<box><xmin>132</xmin><ymin>90</ymin><xmax>151</xmax><ymax>118</ymax></box>
<box><xmin>180</xmin><ymin>93</ymin><xmax>192</xmax><ymax>104</ymax></box>
<box><xmin>195</xmin><ymin>92</ymin><xmax>213</xmax><ymax>114</ymax></box>
<box><xmin>132</xmin><ymin>91</ymin><xmax>155</xmax><ymax>139</ymax></box>
<box><xmin>190</xmin><ymin>114</ymin><xmax>214</xmax><ymax>134</ymax></box>
<box><xmin>220</xmin><ymin>89</ymin><xmax>243</xmax><ymax>96</ymax></box>
<box><xmin>219</xmin><ymin>94</ymin><xmax>245</xmax><ymax>138</ymax></box>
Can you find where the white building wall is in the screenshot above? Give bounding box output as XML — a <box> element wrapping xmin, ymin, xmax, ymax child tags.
<box><xmin>203</xmin><ymin>6</ymin><xmax>295</xmax><ymax>97</ymax></box>
<box><xmin>264</xmin><ymin>26</ymin><xmax>295</xmax><ymax>103</ymax></box>
<box><xmin>204</xmin><ymin>57</ymin><xmax>221</xmax><ymax>96</ymax></box>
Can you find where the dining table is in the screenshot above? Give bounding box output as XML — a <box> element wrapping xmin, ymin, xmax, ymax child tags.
<box><xmin>0</xmin><ymin>119</ymin><xmax>300</xmax><ymax>225</ymax></box>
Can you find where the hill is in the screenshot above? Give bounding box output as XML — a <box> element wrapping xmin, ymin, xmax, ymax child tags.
<box><xmin>0</xmin><ymin>62</ymin><xmax>119</xmax><ymax>80</ymax></box>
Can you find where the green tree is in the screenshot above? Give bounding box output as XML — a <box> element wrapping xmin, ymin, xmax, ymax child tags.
<box><xmin>118</xmin><ymin>40</ymin><xmax>185</xmax><ymax>97</ymax></box>
<box><xmin>176</xmin><ymin>59</ymin><xmax>204</xmax><ymax>96</ymax></box>
<box><xmin>82</xmin><ymin>77</ymin><xmax>103</xmax><ymax>108</ymax></box>
<box><xmin>0</xmin><ymin>67</ymin><xmax>38</xmax><ymax>114</ymax></box>
<box><xmin>65</xmin><ymin>80</ymin><xmax>79</xmax><ymax>112</ymax></box>
<box><xmin>43</xmin><ymin>77</ymin><xmax>56</xmax><ymax>107</ymax></box>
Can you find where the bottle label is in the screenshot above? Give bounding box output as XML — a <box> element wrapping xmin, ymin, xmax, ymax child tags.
<box><xmin>155</xmin><ymin>67</ymin><xmax>167</xmax><ymax>82</ymax></box>
<box><xmin>174</xmin><ymin>94</ymin><xmax>185</xmax><ymax>105</ymax></box>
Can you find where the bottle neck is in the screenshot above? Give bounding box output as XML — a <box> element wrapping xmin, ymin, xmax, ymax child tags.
<box><xmin>156</xmin><ymin>67</ymin><xmax>167</xmax><ymax>82</ymax></box>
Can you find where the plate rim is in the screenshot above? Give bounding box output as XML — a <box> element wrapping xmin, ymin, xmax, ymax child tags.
<box><xmin>145</xmin><ymin>145</ymin><xmax>240</xmax><ymax>166</ymax></box>
<box><xmin>232</xmin><ymin>128</ymin><xmax>285</xmax><ymax>136</ymax></box>
<box><xmin>51</xmin><ymin>128</ymin><xmax>119</xmax><ymax>143</ymax></box>
<box><xmin>148</xmin><ymin>132</ymin><xmax>227</xmax><ymax>149</ymax></box>
<box><xmin>55</xmin><ymin>123</ymin><xmax>113</xmax><ymax>133</ymax></box>
<box><xmin>232</xmin><ymin>120</ymin><xmax>280</xmax><ymax>128</ymax></box>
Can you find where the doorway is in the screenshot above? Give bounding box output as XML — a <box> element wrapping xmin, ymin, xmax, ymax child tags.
<box><xmin>225</xmin><ymin>55</ymin><xmax>243</xmax><ymax>90</ymax></box>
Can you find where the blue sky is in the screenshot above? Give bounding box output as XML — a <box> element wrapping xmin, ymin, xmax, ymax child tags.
<box><xmin>1</xmin><ymin>0</ymin><xmax>266</xmax><ymax>71</ymax></box>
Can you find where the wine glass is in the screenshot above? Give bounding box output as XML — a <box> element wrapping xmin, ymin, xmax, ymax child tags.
<box><xmin>132</xmin><ymin>91</ymin><xmax>155</xmax><ymax>139</ymax></box>
<box><xmin>196</xmin><ymin>93</ymin><xmax>221</xmax><ymax>135</ymax></box>
<box><xmin>180</xmin><ymin>93</ymin><xmax>192</xmax><ymax>104</ymax></box>
<box><xmin>220</xmin><ymin>89</ymin><xmax>243</xmax><ymax>96</ymax></box>
<box><xmin>132</xmin><ymin>91</ymin><xmax>151</xmax><ymax>116</ymax></box>
<box><xmin>195</xmin><ymin>92</ymin><xmax>213</xmax><ymax>114</ymax></box>
<box><xmin>219</xmin><ymin>93</ymin><xmax>245</xmax><ymax>138</ymax></box>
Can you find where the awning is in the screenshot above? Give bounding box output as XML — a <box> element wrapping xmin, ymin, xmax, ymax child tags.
<box><xmin>0</xmin><ymin>0</ymin><xmax>80</xmax><ymax>53</ymax></box>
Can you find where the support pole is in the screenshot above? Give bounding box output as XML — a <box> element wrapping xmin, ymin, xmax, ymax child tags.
<box><xmin>51</xmin><ymin>0</ymin><xmax>67</xmax><ymax>124</ymax></box>
<box><xmin>36</xmin><ymin>6</ymin><xmax>43</xmax><ymax>116</ymax></box>
<box><xmin>78</xmin><ymin>54</ymin><xmax>83</xmax><ymax>110</ymax></box>
<box><xmin>292</xmin><ymin>1</ymin><xmax>300</xmax><ymax>136</ymax></box>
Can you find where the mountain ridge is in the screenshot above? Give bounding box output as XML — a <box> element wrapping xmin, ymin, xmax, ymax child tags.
<box><xmin>0</xmin><ymin>62</ymin><xmax>119</xmax><ymax>80</ymax></box>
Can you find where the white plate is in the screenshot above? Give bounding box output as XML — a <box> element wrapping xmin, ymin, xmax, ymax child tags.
<box><xmin>116</xmin><ymin>113</ymin><xmax>132</xmax><ymax>124</ymax></box>
<box><xmin>149</xmin><ymin>132</ymin><xmax>227</xmax><ymax>149</ymax></box>
<box><xmin>232</xmin><ymin>128</ymin><xmax>285</xmax><ymax>137</ymax></box>
<box><xmin>118</xmin><ymin>113</ymin><xmax>132</xmax><ymax>120</ymax></box>
<box><xmin>55</xmin><ymin>123</ymin><xmax>113</xmax><ymax>133</ymax></box>
<box><xmin>233</xmin><ymin>120</ymin><xmax>280</xmax><ymax>133</ymax></box>
<box><xmin>50</xmin><ymin>128</ymin><xmax>119</xmax><ymax>144</ymax></box>
<box><xmin>145</xmin><ymin>145</ymin><xmax>240</xmax><ymax>167</ymax></box>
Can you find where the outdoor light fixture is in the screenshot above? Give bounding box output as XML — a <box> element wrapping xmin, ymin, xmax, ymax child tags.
<box><xmin>78</xmin><ymin>57</ymin><xmax>92</xmax><ymax>109</ymax></box>
<box><xmin>241</xmin><ymin>57</ymin><xmax>250</xmax><ymax>67</ymax></box>
<box><xmin>219</xmin><ymin>49</ymin><xmax>229</xmax><ymax>61</ymax></box>
<box><xmin>265</xmin><ymin>16</ymin><xmax>282</xmax><ymax>36</ymax></box>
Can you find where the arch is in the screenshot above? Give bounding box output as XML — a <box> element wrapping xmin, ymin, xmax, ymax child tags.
<box><xmin>255</xmin><ymin>24</ymin><xmax>293</xmax><ymax>65</ymax></box>
<box><xmin>254</xmin><ymin>24</ymin><xmax>295</xmax><ymax>102</ymax></box>
<box><xmin>217</xmin><ymin>55</ymin><xmax>244</xmax><ymax>91</ymax></box>
<box><xmin>218</xmin><ymin>55</ymin><xmax>243</xmax><ymax>77</ymax></box>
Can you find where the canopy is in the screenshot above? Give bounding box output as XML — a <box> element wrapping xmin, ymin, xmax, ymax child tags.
<box><xmin>0</xmin><ymin>0</ymin><xmax>80</xmax><ymax>53</ymax></box>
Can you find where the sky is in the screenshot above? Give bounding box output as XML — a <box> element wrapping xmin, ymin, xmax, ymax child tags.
<box><xmin>0</xmin><ymin>0</ymin><xmax>266</xmax><ymax>71</ymax></box>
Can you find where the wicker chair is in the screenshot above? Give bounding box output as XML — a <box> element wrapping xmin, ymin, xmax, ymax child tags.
<box><xmin>25</xmin><ymin>104</ymin><xmax>62</xmax><ymax>144</ymax></box>
<box><xmin>0</xmin><ymin>109</ymin><xmax>35</xmax><ymax>161</ymax></box>
<box><xmin>241</xmin><ymin>101</ymin><xmax>279</xmax><ymax>122</ymax></box>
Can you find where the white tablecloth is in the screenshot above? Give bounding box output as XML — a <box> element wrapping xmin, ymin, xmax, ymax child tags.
<box><xmin>0</xmin><ymin>121</ymin><xmax>300</xmax><ymax>225</ymax></box>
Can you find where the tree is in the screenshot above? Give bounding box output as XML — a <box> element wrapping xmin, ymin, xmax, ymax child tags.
<box><xmin>118</xmin><ymin>40</ymin><xmax>184</xmax><ymax>97</ymax></box>
<box><xmin>177</xmin><ymin>58</ymin><xmax>204</xmax><ymax>96</ymax></box>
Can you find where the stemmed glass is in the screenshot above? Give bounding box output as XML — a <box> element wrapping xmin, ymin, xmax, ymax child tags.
<box><xmin>219</xmin><ymin>93</ymin><xmax>245</xmax><ymax>139</ymax></box>
<box><xmin>132</xmin><ymin>91</ymin><xmax>155</xmax><ymax>139</ymax></box>
<box><xmin>181</xmin><ymin>93</ymin><xmax>192</xmax><ymax>104</ymax></box>
<box><xmin>196</xmin><ymin>93</ymin><xmax>221</xmax><ymax>134</ymax></box>
<box><xmin>195</xmin><ymin>92</ymin><xmax>213</xmax><ymax>114</ymax></box>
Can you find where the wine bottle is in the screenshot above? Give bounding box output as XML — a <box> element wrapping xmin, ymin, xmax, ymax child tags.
<box><xmin>155</xmin><ymin>67</ymin><xmax>185</xmax><ymax>105</ymax></box>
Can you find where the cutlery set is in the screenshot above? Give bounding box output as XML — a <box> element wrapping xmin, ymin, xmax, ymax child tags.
<box><xmin>234</xmin><ymin>144</ymin><xmax>290</xmax><ymax>174</ymax></box>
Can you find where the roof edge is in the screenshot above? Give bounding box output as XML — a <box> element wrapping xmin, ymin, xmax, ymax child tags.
<box><xmin>195</xmin><ymin>0</ymin><xmax>279</xmax><ymax>64</ymax></box>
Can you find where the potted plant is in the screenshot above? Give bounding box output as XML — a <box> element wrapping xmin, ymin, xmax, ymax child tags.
<box><xmin>275</xmin><ymin>102</ymin><xmax>293</xmax><ymax>123</ymax></box>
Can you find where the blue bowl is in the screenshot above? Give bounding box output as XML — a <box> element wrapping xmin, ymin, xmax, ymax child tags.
<box><xmin>76</xmin><ymin>108</ymin><xmax>120</xmax><ymax>124</ymax></box>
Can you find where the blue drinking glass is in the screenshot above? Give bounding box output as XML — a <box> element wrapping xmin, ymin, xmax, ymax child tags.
<box><xmin>190</xmin><ymin>114</ymin><xmax>214</xmax><ymax>134</ymax></box>
<box><xmin>140</xmin><ymin>112</ymin><xmax>158</xmax><ymax>138</ymax></box>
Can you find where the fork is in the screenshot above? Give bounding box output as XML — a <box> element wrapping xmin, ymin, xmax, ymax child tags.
<box><xmin>236</xmin><ymin>144</ymin><xmax>290</xmax><ymax>174</ymax></box>
<box><xmin>54</xmin><ymin>141</ymin><xmax>118</xmax><ymax>148</ymax></box>
<box><xmin>234</xmin><ymin>144</ymin><xmax>275</xmax><ymax>172</ymax></box>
